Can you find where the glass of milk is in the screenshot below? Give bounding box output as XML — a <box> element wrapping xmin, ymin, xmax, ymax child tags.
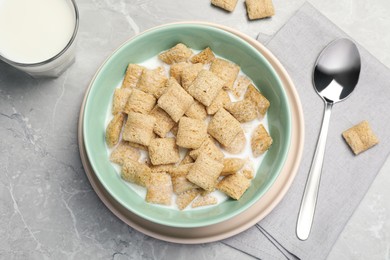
<box><xmin>0</xmin><ymin>0</ymin><xmax>79</xmax><ymax>78</ymax></box>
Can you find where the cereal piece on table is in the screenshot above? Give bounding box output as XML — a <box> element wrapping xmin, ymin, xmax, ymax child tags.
<box><xmin>180</xmin><ymin>151</ymin><xmax>195</xmax><ymax>165</ymax></box>
<box><xmin>187</xmin><ymin>70</ymin><xmax>225</xmax><ymax>106</ymax></box>
<box><xmin>233</xmin><ymin>75</ymin><xmax>251</xmax><ymax>98</ymax></box>
<box><xmin>245</xmin><ymin>0</ymin><xmax>275</xmax><ymax>20</ymax></box>
<box><xmin>222</xmin><ymin>130</ymin><xmax>246</xmax><ymax>154</ymax></box>
<box><xmin>191</xmin><ymin>47</ymin><xmax>215</xmax><ymax>64</ymax></box>
<box><xmin>121</xmin><ymin>160</ymin><xmax>151</xmax><ymax>187</ymax></box>
<box><xmin>176</xmin><ymin>189</ymin><xmax>200</xmax><ymax>210</ymax></box>
<box><xmin>121</xmin><ymin>64</ymin><xmax>145</xmax><ymax>89</ymax></box>
<box><xmin>210</xmin><ymin>58</ymin><xmax>240</xmax><ymax>90</ymax></box>
<box><xmin>124</xmin><ymin>88</ymin><xmax>156</xmax><ymax>115</ymax></box>
<box><xmin>105</xmin><ymin>113</ymin><xmax>125</xmax><ymax>147</ymax></box>
<box><xmin>176</xmin><ymin>117</ymin><xmax>208</xmax><ymax>149</ymax></box>
<box><xmin>158</xmin><ymin>77</ymin><xmax>194</xmax><ymax>122</ymax></box>
<box><xmin>149</xmin><ymin>105</ymin><xmax>175</xmax><ymax>138</ymax></box>
<box><xmin>169</xmin><ymin>62</ymin><xmax>189</xmax><ymax>84</ymax></box>
<box><xmin>185</xmin><ymin>100</ymin><xmax>207</xmax><ymax>120</ymax></box>
<box><xmin>251</xmin><ymin>124</ymin><xmax>272</xmax><ymax>157</ymax></box>
<box><xmin>225</xmin><ymin>99</ymin><xmax>257</xmax><ymax>123</ymax></box>
<box><xmin>148</xmin><ymin>138</ymin><xmax>180</xmax><ymax>165</ymax></box>
<box><xmin>122</xmin><ymin>112</ymin><xmax>156</xmax><ymax>146</ymax></box>
<box><xmin>110</xmin><ymin>141</ymin><xmax>140</xmax><ymax>165</ymax></box>
<box><xmin>146</xmin><ymin>172</ymin><xmax>173</xmax><ymax>205</ymax></box>
<box><xmin>186</xmin><ymin>153</ymin><xmax>224</xmax><ymax>192</ymax></box>
<box><xmin>217</xmin><ymin>173</ymin><xmax>251</xmax><ymax>200</ymax></box>
<box><xmin>181</xmin><ymin>63</ymin><xmax>204</xmax><ymax>90</ymax></box>
<box><xmin>221</xmin><ymin>158</ymin><xmax>245</xmax><ymax>176</ymax></box>
<box><xmin>245</xmin><ymin>84</ymin><xmax>270</xmax><ymax>118</ymax></box>
<box><xmin>208</xmin><ymin>108</ymin><xmax>243</xmax><ymax>147</ymax></box>
<box><xmin>210</xmin><ymin>0</ymin><xmax>238</xmax><ymax>12</ymax></box>
<box><xmin>191</xmin><ymin>194</ymin><xmax>218</xmax><ymax>208</ymax></box>
<box><xmin>112</xmin><ymin>88</ymin><xmax>132</xmax><ymax>115</ymax></box>
<box><xmin>159</xmin><ymin>43</ymin><xmax>193</xmax><ymax>64</ymax></box>
<box><xmin>206</xmin><ymin>90</ymin><xmax>231</xmax><ymax>115</ymax></box>
<box><xmin>137</xmin><ymin>67</ymin><xmax>168</xmax><ymax>98</ymax></box>
<box><xmin>189</xmin><ymin>136</ymin><xmax>224</xmax><ymax>162</ymax></box>
<box><xmin>342</xmin><ymin>121</ymin><xmax>379</xmax><ymax>155</ymax></box>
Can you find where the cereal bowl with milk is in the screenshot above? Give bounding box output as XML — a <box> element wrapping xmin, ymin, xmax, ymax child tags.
<box><xmin>83</xmin><ymin>23</ymin><xmax>291</xmax><ymax>228</ymax></box>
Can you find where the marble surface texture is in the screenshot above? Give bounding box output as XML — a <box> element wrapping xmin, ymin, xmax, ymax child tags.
<box><xmin>1</xmin><ymin>0</ymin><xmax>390</xmax><ymax>259</ymax></box>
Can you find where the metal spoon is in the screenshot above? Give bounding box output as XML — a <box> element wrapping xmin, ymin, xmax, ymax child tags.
<box><xmin>296</xmin><ymin>38</ymin><xmax>361</xmax><ymax>240</ymax></box>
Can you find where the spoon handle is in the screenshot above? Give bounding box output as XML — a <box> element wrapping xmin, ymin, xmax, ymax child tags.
<box><xmin>297</xmin><ymin>101</ymin><xmax>333</xmax><ymax>240</ymax></box>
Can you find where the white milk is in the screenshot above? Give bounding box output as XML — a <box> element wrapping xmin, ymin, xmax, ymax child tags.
<box><xmin>106</xmin><ymin>53</ymin><xmax>270</xmax><ymax>211</ymax></box>
<box><xmin>0</xmin><ymin>0</ymin><xmax>76</xmax><ymax>64</ymax></box>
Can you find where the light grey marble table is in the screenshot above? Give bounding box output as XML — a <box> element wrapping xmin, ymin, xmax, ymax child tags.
<box><xmin>1</xmin><ymin>1</ymin><xmax>389</xmax><ymax>259</ymax></box>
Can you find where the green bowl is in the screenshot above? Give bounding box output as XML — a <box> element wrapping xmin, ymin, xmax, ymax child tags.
<box><xmin>83</xmin><ymin>23</ymin><xmax>291</xmax><ymax>228</ymax></box>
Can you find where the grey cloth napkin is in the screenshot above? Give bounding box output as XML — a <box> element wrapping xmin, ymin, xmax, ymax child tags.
<box><xmin>223</xmin><ymin>2</ymin><xmax>390</xmax><ymax>260</ymax></box>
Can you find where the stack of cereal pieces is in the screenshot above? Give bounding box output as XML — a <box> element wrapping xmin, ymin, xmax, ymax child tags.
<box><xmin>210</xmin><ymin>0</ymin><xmax>275</xmax><ymax>20</ymax></box>
<box><xmin>106</xmin><ymin>43</ymin><xmax>273</xmax><ymax>210</ymax></box>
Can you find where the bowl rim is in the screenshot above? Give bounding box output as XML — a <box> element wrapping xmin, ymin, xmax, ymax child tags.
<box><xmin>83</xmin><ymin>22</ymin><xmax>292</xmax><ymax>228</ymax></box>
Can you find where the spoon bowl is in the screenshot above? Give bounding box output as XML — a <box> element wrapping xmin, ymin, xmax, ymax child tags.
<box><xmin>296</xmin><ymin>38</ymin><xmax>361</xmax><ymax>240</ymax></box>
<box><xmin>314</xmin><ymin>38</ymin><xmax>361</xmax><ymax>102</ymax></box>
